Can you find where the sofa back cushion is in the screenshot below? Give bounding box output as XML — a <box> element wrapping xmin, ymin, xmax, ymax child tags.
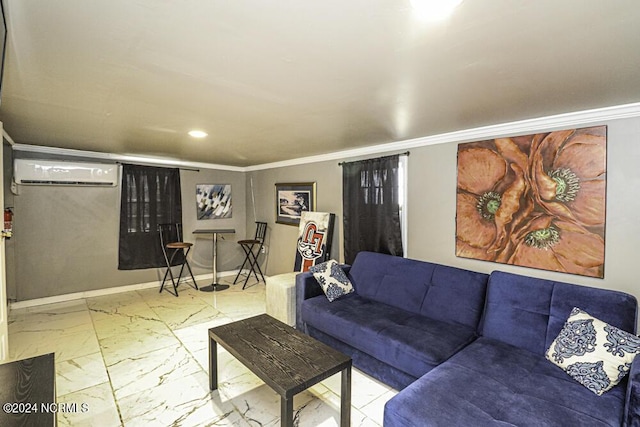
<box><xmin>347</xmin><ymin>251</ymin><xmax>488</xmax><ymax>328</ymax></box>
<box><xmin>481</xmin><ymin>271</ymin><xmax>638</xmax><ymax>356</ymax></box>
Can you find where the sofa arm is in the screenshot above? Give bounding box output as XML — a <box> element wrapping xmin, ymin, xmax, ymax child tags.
<box><xmin>295</xmin><ymin>265</ymin><xmax>351</xmax><ymax>331</ymax></box>
<box><xmin>625</xmin><ymin>355</ymin><xmax>640</xmax><ymax>426</ymax></box>
<box><xmin>295</xmin><ymin>271</ymin><xmax>322</xmax><ymax>331</ymax></box>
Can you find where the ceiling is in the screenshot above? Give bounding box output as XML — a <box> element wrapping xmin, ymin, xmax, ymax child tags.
<box><xmin>0</xmin><ymin>1</ymin><xmax>639</xmax><ymax>167</ymax></box>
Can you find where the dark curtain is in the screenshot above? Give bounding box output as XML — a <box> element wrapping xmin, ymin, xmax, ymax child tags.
<box><xmin>118</xmin><ymin>164</ymin><xmax>182</xmax><ymax>270</ymax></box>
<box><xmin>343</xmin><ymin>154</ymin><xmax>403</xmax><ymax>264</ymax></box>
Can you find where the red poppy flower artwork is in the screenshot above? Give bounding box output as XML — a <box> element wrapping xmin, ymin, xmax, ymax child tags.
<box><xmin>455</xmin><ymin>126</ymin><xmax>606</xmax><ymax>278</ymax></box>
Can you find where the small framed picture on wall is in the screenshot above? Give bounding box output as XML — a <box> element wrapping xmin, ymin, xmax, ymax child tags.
<box><xmin>275</xmin><ymin>182</ymin><xmax>316</xmax><ymax>226</ymax></box>
<box><xmin>196</xmin><ymin>184</ymin><xmax>232</xmax><ymax>219</ymax></box>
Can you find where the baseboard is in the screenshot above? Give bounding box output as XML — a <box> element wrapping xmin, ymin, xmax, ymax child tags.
<box><xmin>9</xmin><ymin>270</ymin><xmax>242</xmax><ymax>310</ymax></box>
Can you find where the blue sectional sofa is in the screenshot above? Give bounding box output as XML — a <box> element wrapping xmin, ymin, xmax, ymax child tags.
<box><xmin>296</xmin><ymin>251</ymin><xmax>489</xmax><ymax>390</ymax></box>
<box><xmin>295</xmin><ymin>252</ymin><xmax>640</xmax><ymax>426</ymax></box>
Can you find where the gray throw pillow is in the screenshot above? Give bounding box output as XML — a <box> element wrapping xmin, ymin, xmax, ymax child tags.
<box><xmin>546</xmin><ymin>307</ymin><xmax>640</xmax><ymax>395</ymax></box>
<box><xmin>309</xmin><ymin>259</ymin><xmax>354</xmax><ymax>302</ymax></box>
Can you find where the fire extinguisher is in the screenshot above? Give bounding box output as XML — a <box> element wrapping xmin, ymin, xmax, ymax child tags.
<box><xmin>3</xmin><ymin>208</ymin><xmax>13</xmax><ymax>239</ymax></box>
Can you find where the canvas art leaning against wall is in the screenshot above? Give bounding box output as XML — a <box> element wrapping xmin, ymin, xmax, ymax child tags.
<box><xmin>294</xmin><ymin>211</ymin><xmax>335</xmax><ymax>272</ymax></box>
<box><xmin>455</xmin><ymin>125</ymin><xmax>606</xmax><ymax>278</ymax></box>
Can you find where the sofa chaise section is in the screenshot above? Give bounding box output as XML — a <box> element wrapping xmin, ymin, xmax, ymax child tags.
<box><xmin>384</xmin><ymin>271</ymin><xmax>640</xmax><ymax>426</ymax></box>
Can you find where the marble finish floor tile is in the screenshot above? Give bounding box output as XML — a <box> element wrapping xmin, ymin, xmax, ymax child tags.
<box><xmin>88</xmin><ymin>301</ymin><xmax>161</xmax><ymax>325</ymax></box>
<box><xmin>14</xmin><ymin>299</ymin><xmax>90</xmax><ymax>317</ymax></box>
<box><xmin>8</xmin><ymin>299</ymin><xmax>100</xmax><ymax>363</ymax></box>
<box><xmin>108</xmin><ymin>345</ymin><xmax>202</xmax><ymax>400</ymax></box>
<box><xmin>218</xmin><ymin>370</ymin><xmax>321</xmax><ymax>426</ymax></box>
<box><xmin>140</xmin><ymin>288</ymin><xmax>229</xmax><ymax>329</ymax></box>
<box><xmin>118</xmin><ymin>370</ymin><xmax>248</xmax><ymax>427</ymax></box>
<box><xmin>282</xmin><ymin>387</ymin><xmax>379</xmax><ymax>427</ymax></box>
<box><xmin>7</xmin><ymin>277</ymin><xmax>395</xmax><ymax>426</ymax></box>
<box><xmin>9</xmin><ymin>327</ymin><xmax>100</xmax><ymax>363</ymax></box>
<box><xmin>86</xmin><ymin>290</ymin><xmax>148</xmax><ymax>309</ymax></box>
<box><xmin>149</xmin><ymin>301</ymin><xmax>224</xmax><ymax>330</ymax></box>
<box><xmin>209</xmin><ymin>294</ymin><xmax>267</xmax><ymax>321</ymax></box>
<box><xmin>9</xmin><ymin>300</ymin><xmax>94</xmax><ymax>335</ymax></box>
<box><xmin>57</xmin><ymin>382</ymin><xmax>122</xmax><ymax>427</ymax></box>
<box><xmin>98</xmin><ymin>324</ymin><xmax>181</xmax><ymax>367</ymax></box>
<box><xmin>56</xmin><ymin>352</ymin><xmax>110</xmax><ymax>397</ymax></box>
<box><xmin>136</xmin><ymin>285</ymin><xmax>207</xmax><ymax>306</ymax></box>
<box><xmin>193</xmin><ymin>346</ymin><xmax>256</xmax><ymax>383</ymax></box>
<box><xmin>360</xmin><ymin>390</ymin><xmax>397</xmax><ymax>426</ymax></box>
<box><xmin>321</xmin><ymin>369</ymin><xmax>396</xmax><ymax>410</ymax></box>
<box><xmin>172</xmin><ymin>314</ymin><xmax>234</xmax><ymax>353</ymax></box>
<box><xmin>92</xmin><ymin>315</ymin><xmax>167</xmax><ymax>340</ymax></box>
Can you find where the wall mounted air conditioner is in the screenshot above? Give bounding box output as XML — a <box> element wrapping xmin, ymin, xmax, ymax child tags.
<box><xmin>13</xmin><ymin>159</ymin><xmax>119</xmax><ymax>186</ymax></box>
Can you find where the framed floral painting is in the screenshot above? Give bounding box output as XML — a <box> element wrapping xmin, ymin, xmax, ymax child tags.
<box><xmin>455</xmin><ymin>125</ymin><xmax>606</xmax><ymax>278</ymax></box>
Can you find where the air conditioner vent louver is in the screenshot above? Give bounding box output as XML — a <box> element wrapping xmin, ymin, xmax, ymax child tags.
<box><xmin>19</xmin><ymin>180</ymin><xmax>116</xmax><ymax>186</ymax></box>
<box><xmin>14</xmin><ymin>159</ymin><xmax>119</xmax><ymax>187</ymax></box>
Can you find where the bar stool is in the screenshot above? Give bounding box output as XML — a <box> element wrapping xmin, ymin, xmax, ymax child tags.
<box><xmin>158</xmin><ymin>223</ymin><xmax>198</xmax><ymax>296</ymax></box>
<box><xmin>233</xmin><ymin>222</ymin><xmax>267</xmax><ymax>289</ymax></box>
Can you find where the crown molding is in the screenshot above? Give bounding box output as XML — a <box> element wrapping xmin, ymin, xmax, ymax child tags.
<box><xmin>2</xmin><ymin>129</ymin><xmax>16</xmax><ymax>145</ymax></box>
<box><xmin>10</xmin><ymin>143</ymin><xmax>246</xmax><ymax>172</ymax></box>
<box><xmin>8</xmin><ymin>102</ymin><xmax>640</xmax><ymax>173</ymax></box>
<box><xmin>246</xmin><ymin>101</ymin><xmax>640</xmax><ymax>171</ymax></box>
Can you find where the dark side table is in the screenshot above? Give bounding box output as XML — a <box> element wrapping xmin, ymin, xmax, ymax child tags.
<box><xmin>0</xmin><ymin>353</ymin><xmax>56</xmax><ymax>427</ymax></box>
<box><xmin>209</xmin><ymin>314</ymin><xmax>352</xmax><ymax>426</ymax></box>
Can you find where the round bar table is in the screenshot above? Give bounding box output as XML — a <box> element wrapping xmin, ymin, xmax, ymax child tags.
<box><xmin>193</xmin><ymin>228</ymin><xmax>236</xmax><ymax>292</ymax></box>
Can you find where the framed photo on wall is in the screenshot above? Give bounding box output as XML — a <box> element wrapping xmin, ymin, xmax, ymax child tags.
<box><xmin>275</xmin><ymin>182</ymin><xmax>316</xmax><ymax>226</ymax></box>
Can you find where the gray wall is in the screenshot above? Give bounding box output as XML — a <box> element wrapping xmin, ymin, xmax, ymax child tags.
<box><xmin>9</xmin><ymin>162</ymin><xmax>246</xmax><ymax>301</ymax></box>
<box><xmin>180</xmin><ymin>169</ymin><xmax>247</xmax><ymax>276</ymax></box>
<box><xmin>246</xmin><ymin>162</ymin><xmax>343</xmax><ymax>275</ymax></box>
<box><xmin>404</xmin><ymin>117</ymin><xmax>640</xmax><ymax>303</ymax></box>
<box><xmin>7</xmin><ymin>114</ymin><xmax>640</xmax><ymax>303</ymax></box>
<box><xmin>249</xmin><ymin>116</ymin><xmax>640</xmax><ymax>304</ymax></box>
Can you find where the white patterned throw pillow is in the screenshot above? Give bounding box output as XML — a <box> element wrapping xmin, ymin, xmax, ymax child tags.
<box><xmin>309</xmin><ymin>259</ymin><xmax>354</xmax><ymax>302</ymax></box>
<box><xmin>545</xmin><ymin>307</ymin><xmax>640</xmax><ymax>395</ymax></box>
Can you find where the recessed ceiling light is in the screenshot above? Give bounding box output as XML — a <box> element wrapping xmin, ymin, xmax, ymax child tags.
<box><xmin>188</xmin><ymin>130</ymin><xmax>208</xmax><ymax>138</ymax></box>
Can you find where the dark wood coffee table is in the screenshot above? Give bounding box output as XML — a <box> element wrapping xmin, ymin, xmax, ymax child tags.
<box><xmin>209</xmin><ymin>314</ymin><xmax>352</xmax><ymax>426</ymax></box>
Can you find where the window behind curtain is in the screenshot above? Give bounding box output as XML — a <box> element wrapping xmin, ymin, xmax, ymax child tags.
<box><xmin>342</xmin><ymin>154</ymin><xmax>404</xmax><ymax>264</ymax></box>
<box><xmin>118</xmin><ymin>164</ymin><xmax>182</xmax><ymax>270</ymax></box>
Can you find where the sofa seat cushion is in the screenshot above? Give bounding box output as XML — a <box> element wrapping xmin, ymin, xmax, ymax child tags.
<box><xmin>301</xmin><ymin>294</ymin><xmax>478</xmax><ymax>379</ymax></box>
<box><xmin>384</xmin><ymin>337</ymin><xmax>626</xmax><ymax>427</ymax></box>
